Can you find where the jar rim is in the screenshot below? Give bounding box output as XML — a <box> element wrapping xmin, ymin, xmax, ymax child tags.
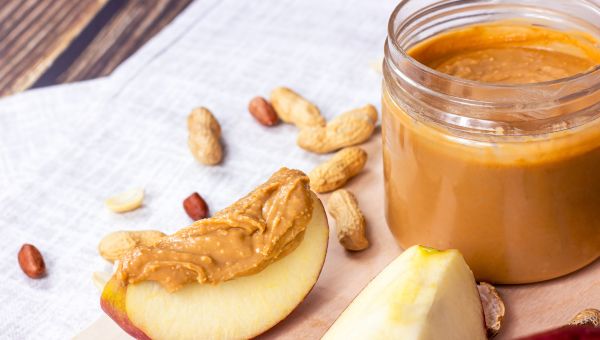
<box><xmin>384</xmin><ymin>0</ymin><xmax>600</xmax><ymax>137</ymax></box>
<box><xmin>387</xmin><ymin>0</ymin><xmax>600</xmax><ymax>90</ymax></box>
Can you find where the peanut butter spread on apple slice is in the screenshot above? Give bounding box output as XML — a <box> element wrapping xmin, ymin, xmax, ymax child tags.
<box><xmin>116</xmin><ymin>168</ymin><xmax>313</xmax><ymax>292</ymax></box>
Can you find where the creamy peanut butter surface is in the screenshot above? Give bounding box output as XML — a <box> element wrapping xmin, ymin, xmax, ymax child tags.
<box><xmin>409</xmin><ymin>23</ymin><xmax>600</xmax><ymax>83</ymax></box>
<box><xmin>383</xmin><ymin>22</ymin><xmax>600</xmax><ymax>283</ymax></box>
<box><xmin>116</xmin><ymin>168</ymin><xmax>313</xmax><ymax>292</ymax></box>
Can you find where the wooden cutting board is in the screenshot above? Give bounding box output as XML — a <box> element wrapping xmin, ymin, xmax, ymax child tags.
<box><xmin>76</xmin><ymin>130</ymin><xmax>600</xmax><ymax>339</ymax></box>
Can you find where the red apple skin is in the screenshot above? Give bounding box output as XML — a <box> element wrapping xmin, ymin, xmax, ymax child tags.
<box><xmin>101</xmin><ymin>276</ymin><xmax>151</xmax><ymax>340</ymax></box>
<box><xmin>517</xmin><ymin>325</ymin><xmax>600</xmax><ymax>340</ymax></box>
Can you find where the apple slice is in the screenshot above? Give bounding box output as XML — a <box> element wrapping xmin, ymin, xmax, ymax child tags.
<box><xmin>323</xmin><ymin>245</ymin><xmax>486</xmax><ymax>340</ymax></box>
<box><xmin>101</xmin><ymin>194</ymin><xmax>329</xmax><ymax>340</ymax></box>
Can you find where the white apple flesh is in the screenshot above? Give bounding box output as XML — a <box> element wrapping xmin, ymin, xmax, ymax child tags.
<box><xmin>323</xmin><ymin>245</ymin><xmax>487</xmax><ymax>340</ymax></box>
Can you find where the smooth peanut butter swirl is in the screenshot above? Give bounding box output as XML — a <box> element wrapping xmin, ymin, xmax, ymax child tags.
<box><xmin>116</xmin><ymin>168</ymin><xmax>313</xmax><ymax>292</ymax></box>
<box><xmin>409</xmin><ymin>23</ymin><xmax>600</xmax><ymax>84</ymax></box>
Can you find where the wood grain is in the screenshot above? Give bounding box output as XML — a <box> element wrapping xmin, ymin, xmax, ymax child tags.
<box><xmin>0</xmin><ymin>0</ymin><xmax>108</xmax><ymax>96</ymax></box>
<box><xmin>76</xmin><ymin>130</ymin><xmax>600</xmax><ymax>339</ymax></box>
<box><xmin>56</xmin><ymin>0</ymin><xmax>193</xmax><ymax>83</ymax></box>
<box><xmin>0</xmin><ymin>0</ymin><xmax>192</xmax><ymax>96</ymax></box>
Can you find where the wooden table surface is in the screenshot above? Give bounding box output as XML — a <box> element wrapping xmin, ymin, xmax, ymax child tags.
<box><xmin>0</xmin><ymin>0</ymin><xmax>192</xmax><ymax>97</ymax></box>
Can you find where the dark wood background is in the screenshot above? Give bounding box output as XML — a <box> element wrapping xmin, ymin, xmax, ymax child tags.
<box><xmin>0</xmin><ymin>0</ymin><xmax>192</xmax><ymax>97</ymax></box>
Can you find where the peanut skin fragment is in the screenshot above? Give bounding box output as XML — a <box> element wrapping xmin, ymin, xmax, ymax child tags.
<box><xmin>188</xmin><ymin>107</ymin><xmax>223</xmax><ymax>165</ymax></box>
<box><xmin>270</xmin><ymin>87</ymin><xmax>325</xmax><ymax>128</ymax></box>
<box><xmin>328</xmin><ymin>189</ymin><xmax>369</xmax><ymax>251</ymax></box>
<box><xmin>309</xmin><ymin>147</ymin><xmax>367</xmax><ymax>193</ymax></box>
<box><xmin>18</xmin><ymin>244</ymin><xmax>46</xmax><ymax>279</ymax></box>
<box><xmin>569</xmin><ymin>309</ymin><xmax>600</xmax><ymax>327</ymax></box>
<box><xmin>297</xmin><ymin>104</ymin><xmax>378</xmax><ymax>154</ymax></box>
<box><xmin>248</xmin><ymin>96</ymin><xmax>279</xmax><ymax>126</ymax></box>
<box><xmin>183</xmin><ymin>192</ymin><xmax>209</xmax><ymax>221</ymax></box>
<box><xmin>98</xmin><ymin>230</ymin><xmax>166</xmax><ymax>263</ymax></box>
<box><xmin>478</xmin><ymin>282</ymin><xmax>506</xmax><ymax>338</ymax></box>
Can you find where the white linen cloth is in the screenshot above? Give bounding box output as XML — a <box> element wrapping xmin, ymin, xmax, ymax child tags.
<box><xmin>0</xmin><ymin>79</ymin><xmax>110</xmax><ymax>196</ymax></box>
<box><xmin>0</xmin><ymin>0</ymin><xmax>396</xmax><ymax>338</ymax></box>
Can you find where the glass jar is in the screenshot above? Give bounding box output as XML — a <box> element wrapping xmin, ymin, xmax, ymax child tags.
<box><xmin>382</xmin><ymin>0</ymin><xmax>600</xmax><ymax>283</ymax></box>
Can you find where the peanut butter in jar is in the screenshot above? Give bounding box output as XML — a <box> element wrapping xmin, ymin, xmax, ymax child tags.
<box><xmin>383</xmin><ymin>0</ymin><xmax>600</xmax><ymax>283</ymax></box>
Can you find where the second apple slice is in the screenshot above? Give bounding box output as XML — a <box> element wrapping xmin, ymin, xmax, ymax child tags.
<box><xmin>323</xmin><ymin>245</ymin><xmax>486</xmax><ymax>340</ymax></box>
